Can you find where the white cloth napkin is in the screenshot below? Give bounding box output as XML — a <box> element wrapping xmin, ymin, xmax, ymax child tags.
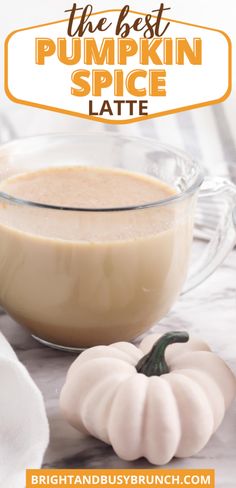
<box><xmin>0</xmin><ymin>333</ymin><xmax>49</xmax><ymax>488</ymax></box>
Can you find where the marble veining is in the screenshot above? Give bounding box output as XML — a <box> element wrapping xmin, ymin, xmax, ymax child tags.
<box><xmin>0</xmin><ymin>239</ymin><xmax>236</xmax><ymax>488</ymax></box>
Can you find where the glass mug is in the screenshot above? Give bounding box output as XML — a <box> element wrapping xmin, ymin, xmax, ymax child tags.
<box><xmin>0</xmin><ymin>133</ymin><xmax>235</xmax><ymax>351</ymax></box>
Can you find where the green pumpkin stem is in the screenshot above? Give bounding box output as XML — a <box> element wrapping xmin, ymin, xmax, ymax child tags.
<box><xmin>136</xmin><ymin>331</ymin><xmax>189</xmax><ymax>377</ymax></box>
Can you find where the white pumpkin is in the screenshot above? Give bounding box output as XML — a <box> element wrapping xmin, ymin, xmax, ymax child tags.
<box><xmin>60</xmin><ymin>331</ymin><xmax>236</xmax><ymax>465</ymax></box>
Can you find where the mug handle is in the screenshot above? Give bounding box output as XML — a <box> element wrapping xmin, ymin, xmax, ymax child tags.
<box><xmin>182</xmin><ymin>177</ymin><xmax>236</xmax><ymax>294</ymax></box>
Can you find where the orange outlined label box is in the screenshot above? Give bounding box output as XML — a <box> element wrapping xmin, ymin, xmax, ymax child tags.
<box><xmin>5</xmin><ymin>9</ymin><xmax>231</xmax><ymax>124</ymax></box>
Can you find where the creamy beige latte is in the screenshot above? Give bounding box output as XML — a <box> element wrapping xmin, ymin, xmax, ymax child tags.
<box><xmin>0</xmin><ymin>167</ymin><xmax>193</xmax><ymax>347</ymax></box>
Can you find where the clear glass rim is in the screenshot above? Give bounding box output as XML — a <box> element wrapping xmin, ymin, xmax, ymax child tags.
<box><xmin>0</xmin><ymin>132</ymin><xmax>204</xmax><ymax>212</ymax></box>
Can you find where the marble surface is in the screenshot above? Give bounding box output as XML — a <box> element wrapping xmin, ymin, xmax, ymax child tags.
<box><xmin>0</xmin><ymin>238</ymin><xmax>236</xmax><ymax>487</ymax></box>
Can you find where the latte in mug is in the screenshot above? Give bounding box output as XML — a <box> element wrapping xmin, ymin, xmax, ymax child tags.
<box><xmin>0</xmin><ymin>166</ymin><xmax>193</xmax><ymax>347</ymax></box>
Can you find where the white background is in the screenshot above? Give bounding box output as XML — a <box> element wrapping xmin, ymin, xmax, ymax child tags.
<box><xmin>0</xmin><ymin>0</ymin><xmax>235</xmax><ymax>138</ymax></box>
